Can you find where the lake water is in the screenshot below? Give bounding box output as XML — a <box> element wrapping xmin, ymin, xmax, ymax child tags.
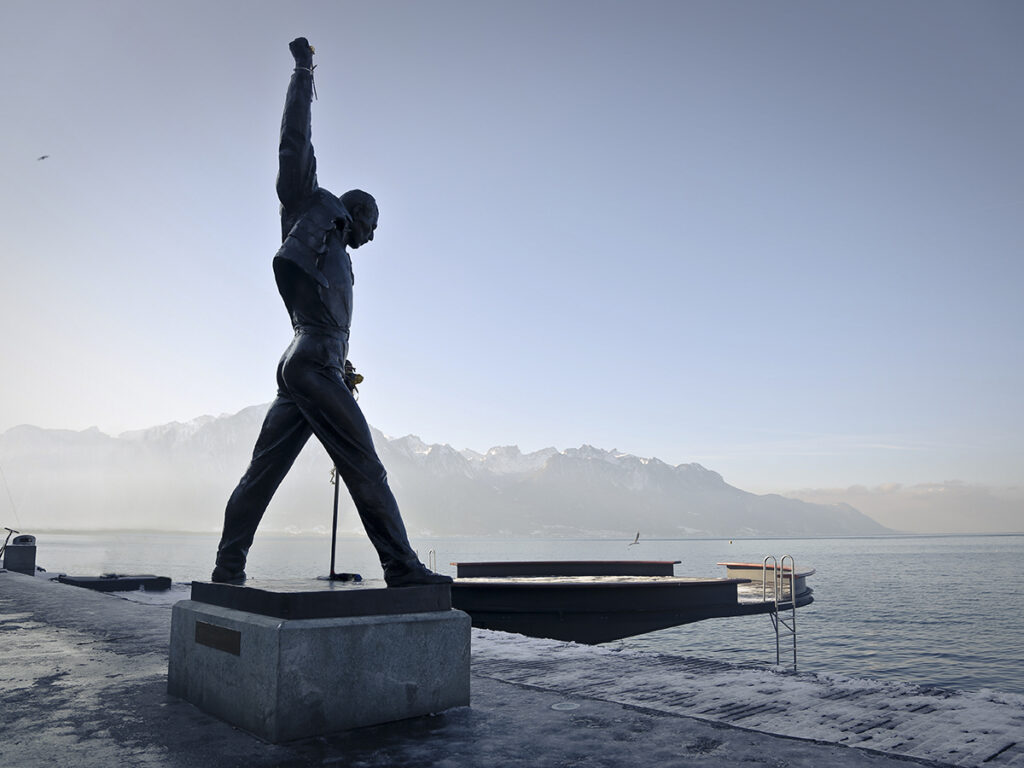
<box><xmin>23</xmin><ymin>531</ymin><xmax>1024</xmax><ymax>696</ymax></box>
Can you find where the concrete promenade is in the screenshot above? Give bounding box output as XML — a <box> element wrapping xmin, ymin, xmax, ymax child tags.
<box><xmin>2</xmin><ymin>570</ymin><xmax>1021</xmax><ymax>767</ymax></box>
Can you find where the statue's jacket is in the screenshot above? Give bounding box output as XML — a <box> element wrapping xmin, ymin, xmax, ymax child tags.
<box><xmin>272</xmin><ymin>67</ymin><xmax>354</xmax><ymax>347</ymax></box>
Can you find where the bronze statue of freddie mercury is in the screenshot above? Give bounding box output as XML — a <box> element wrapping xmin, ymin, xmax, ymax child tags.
<box><xmin>212</xmin><ymin>38</ymin><xmax>450</xmax><ymax>588</ymax></box>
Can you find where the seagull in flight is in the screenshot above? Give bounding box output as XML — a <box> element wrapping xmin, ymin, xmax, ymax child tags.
<box><xmin>37</xmin><ymin>155</ymin><xmax>50</xmax><ymax>161</ymax></box>
<box><xmin>628</xmin><ymin>531</ymin><xmax>640</xmax><ymax>546</ymax></box>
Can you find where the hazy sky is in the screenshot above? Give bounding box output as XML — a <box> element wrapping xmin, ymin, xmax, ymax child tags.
<box><xmin>1</xmin><ymin>1</ymin><xmax>1021</xmax><ymax>493</ymax></box>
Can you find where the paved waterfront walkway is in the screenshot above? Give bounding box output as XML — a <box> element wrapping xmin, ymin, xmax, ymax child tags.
<box><xmin>2</xmin><ymin>570</ymin><xmax>1021</xmax><ymax>767</ymax></box>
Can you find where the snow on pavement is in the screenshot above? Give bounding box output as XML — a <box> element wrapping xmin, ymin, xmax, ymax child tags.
<box><xmin>470</xmin><ymin>628</ymin><xmax>1024</xmax><ymax>767</ymax></box>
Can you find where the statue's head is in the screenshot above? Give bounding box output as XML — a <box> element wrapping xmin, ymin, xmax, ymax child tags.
<box><xmin>341</xmin><ymin>189</ymin><xmax>378</xmax><ymax>249</ymax></box>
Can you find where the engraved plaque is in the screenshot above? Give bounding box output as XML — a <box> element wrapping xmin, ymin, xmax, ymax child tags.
<box><xmin>195</xmin><ymin>620</ymin><xmax>241</xmax><ymax>655</ymax></box>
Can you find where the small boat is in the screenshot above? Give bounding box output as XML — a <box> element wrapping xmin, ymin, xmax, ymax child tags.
<box><xmin>451</xmin><ymin>560</ymin><xmax>813</xmax><ymax>644</ymax></box>
<box><xmin>58</xmin><ymin>573</ymin><xmax>172</xmax><ymax>592</ymax></box>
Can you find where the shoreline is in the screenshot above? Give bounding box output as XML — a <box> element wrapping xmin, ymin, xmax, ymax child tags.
<box><xmin>16</xmin><ymin>532</ymin><xmax>1024</xmax><ymax>696</ymax></box>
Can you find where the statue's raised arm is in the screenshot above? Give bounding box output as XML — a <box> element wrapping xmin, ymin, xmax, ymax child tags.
<box><xmin>276</xmin><ymin>37</ymin><xmax>318</xmax><ymax>227</ymax></box>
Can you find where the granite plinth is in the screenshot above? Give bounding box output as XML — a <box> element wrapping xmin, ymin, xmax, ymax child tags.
<box><xmin>190</xmin><ymin>578</ymin><xmax>450</xmax><ymax>620</ymax></box>
<box><xmin>168</xmin><ymin>590</ymin><xmax>471</xmax><ymax>742</ymax></box>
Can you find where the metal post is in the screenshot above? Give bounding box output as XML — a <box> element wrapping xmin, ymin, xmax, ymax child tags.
<box><xmin>318</xmin><ymin>466</ymin><xmax>361</xmax><ymax>582</ymax></box>
<box><xmin>330</xmin><ymin>467</ymin><xmax>340</xmax><ymax>577</ymax></box>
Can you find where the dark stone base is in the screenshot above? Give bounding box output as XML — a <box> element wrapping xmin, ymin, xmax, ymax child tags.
<box><xmin>190</xmin><ymin>578</ymin><xmax>451</xmax><ymax>620</ymax></box>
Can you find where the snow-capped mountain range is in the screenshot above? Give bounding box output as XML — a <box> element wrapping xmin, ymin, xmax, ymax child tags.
<box><xmin>0</xmin><ymin>405</ymin><xmax>887</xmax><ymax>537</ymax></box>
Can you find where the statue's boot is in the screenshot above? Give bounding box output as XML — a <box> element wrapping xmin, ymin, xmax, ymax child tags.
<box><xmin>384</xmin><ymin>558</ymin><xmax>453</xmax><ymax>588</ymax></box>
<box><xmin>211</xmin><ymin>565</ymin><xmax>247</xmax><ymax>584</ymax></box>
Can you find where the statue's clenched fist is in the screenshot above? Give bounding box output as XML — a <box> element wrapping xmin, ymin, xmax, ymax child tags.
<box><xmin>289</xmin><ymin>37</ymin><xmax>314</xmax><ymax>67</ymax></box>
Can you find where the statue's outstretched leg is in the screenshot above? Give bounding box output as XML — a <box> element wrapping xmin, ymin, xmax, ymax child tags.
<box><xmin>283</xmin><ymin>354</ymin><xmax>450</xmax><ymax>587</ymax></box>
<box><xmin>213</xmin><ymin>395</ymin><xmax>312</xmax><ymax>582</ymax></box>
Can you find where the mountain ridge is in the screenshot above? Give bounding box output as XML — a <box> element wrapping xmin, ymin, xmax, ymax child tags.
<box><xmin>0</xmin><ymin>405</ymin><xmax>889</xmax><ymax>537</ymax></box>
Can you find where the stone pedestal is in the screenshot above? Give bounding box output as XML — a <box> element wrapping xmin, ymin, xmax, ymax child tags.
<box><xmin>167</xmin><ymin>580</ymin><xmax>470</xmax><ymax>743</ymax></box>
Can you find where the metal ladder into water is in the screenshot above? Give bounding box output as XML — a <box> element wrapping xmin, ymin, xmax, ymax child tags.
<box><xmin>764</xmin><ymin>554</ymin><xmax>798</xmax><ymax>670</ymax></box>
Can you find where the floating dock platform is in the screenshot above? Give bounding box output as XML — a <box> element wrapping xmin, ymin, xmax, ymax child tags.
<box><xmin>451</xmin><ymin>560</ymin><xmax>814</xmax><ymax>643</ymax></box>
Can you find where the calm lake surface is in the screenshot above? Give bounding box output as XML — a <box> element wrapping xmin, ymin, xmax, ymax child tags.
<box><xmin>27</xmin><ymin>531</ymin><xmax>1024</xmax><ymax>696</ymax></box>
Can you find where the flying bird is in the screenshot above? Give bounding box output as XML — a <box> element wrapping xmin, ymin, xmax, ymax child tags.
<box><xmin>628</xmin><ymin>531</ymin><xmax>640</xmax><ymax>546</ymax></box>
<box><xmin>36</xmin><ymin>155</ymin><xmax>49</xmax><ymax>161</ymax></box>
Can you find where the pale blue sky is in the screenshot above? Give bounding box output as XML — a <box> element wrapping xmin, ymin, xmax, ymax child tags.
<box><xmin>1</xmin><ymin>0</ymin><xmax>1021</xmax><ymax>493</ymax></box>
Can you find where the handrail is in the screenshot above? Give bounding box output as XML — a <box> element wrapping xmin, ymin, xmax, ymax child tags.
<box><xmin>762</xmin><ymin>555</ymin><xmax>777</xmax><ymax>605</ymax></box>
<box><xmin>763</xmin><ymin>554</ymin><xmax>798</xmax><ymax>671</ymax></box>
<box><xmin>780</xmin><ymin>554</ymin><xmax>798</xmax><ymax>669</ymax></box>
